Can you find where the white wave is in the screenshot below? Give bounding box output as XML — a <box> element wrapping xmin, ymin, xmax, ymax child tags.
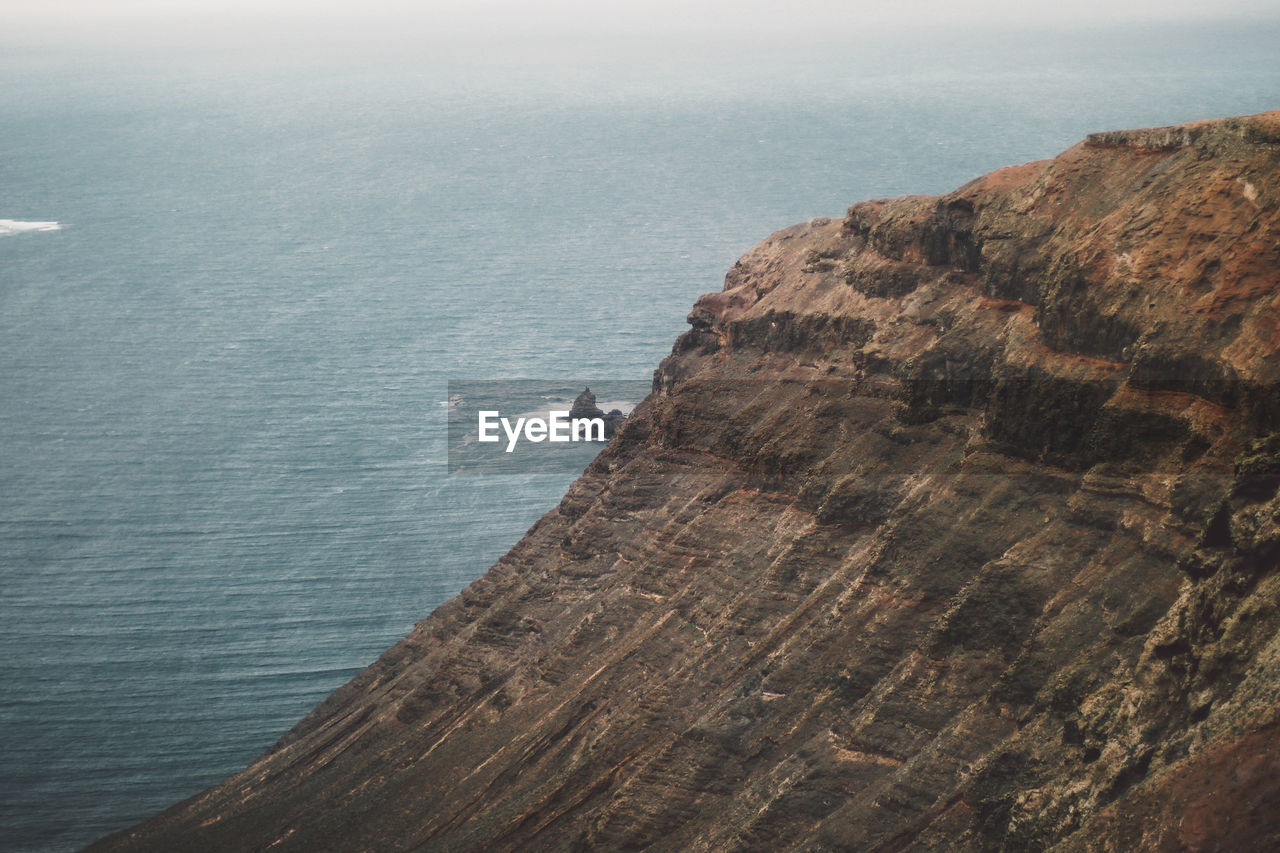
<box><xmin>0</xmin><ymin>219</ymin><xmax>62</xmax><ymax>236</ymax></box>
<box><xmin>595</xmin><ymin>399</ymin><xmax>636</xmax><ymax>415</ymax></box>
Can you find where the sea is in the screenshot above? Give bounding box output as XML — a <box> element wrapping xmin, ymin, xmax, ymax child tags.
<box><xmin>1</xmin><ymin>22</ymin><xmax>1276</xmax><ymax>852</ymax></box>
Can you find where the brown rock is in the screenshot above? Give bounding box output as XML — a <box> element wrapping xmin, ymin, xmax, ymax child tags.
<box><xmin>92</xmin><ymin>112</ymin><xmax>1280</xmax><ymax>852</ymax></box>
<box><xmin>569</xmin><ymin>387</ymin><xmax>626</xmax><ymax>438</ymax></box>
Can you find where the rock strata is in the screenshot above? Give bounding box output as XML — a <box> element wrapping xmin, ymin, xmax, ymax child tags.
<box><xmin>93</xmin><ymin>112</ymin><xmax>1280</xmax><ymax>852</ymax></box>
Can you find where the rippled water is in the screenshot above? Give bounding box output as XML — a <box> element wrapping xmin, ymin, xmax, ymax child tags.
<box><xmin>1</xmin><ymin>24</ymin><xmax>1277</xmax><ymax>852</ymax></box>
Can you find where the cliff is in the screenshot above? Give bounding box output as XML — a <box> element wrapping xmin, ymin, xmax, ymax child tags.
<box><xmin>92</xmin><ymin>112</ymin><xmax>1280</xmax><ymax>851</ymax></box>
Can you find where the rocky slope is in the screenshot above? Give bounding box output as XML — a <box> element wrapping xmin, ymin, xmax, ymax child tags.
<box><xmin>92</xmin><ymin>112</ymin><xmax>1280</xmax><ymax>851</ymax></box>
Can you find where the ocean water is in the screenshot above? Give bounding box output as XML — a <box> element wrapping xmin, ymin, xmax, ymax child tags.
<box><xmin>1</xmin><ymin>24</ymin><xmax>1277</xmax><ymax>852</ymax></box>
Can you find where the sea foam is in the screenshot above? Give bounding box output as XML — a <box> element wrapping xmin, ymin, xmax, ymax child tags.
<box><xmin>0</xmin><ymin>219</ymin><xmax>62</xmax><ymax>236</ymax></box>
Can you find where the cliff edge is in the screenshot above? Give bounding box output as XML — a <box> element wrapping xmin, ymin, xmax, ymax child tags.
<box><xmin>93</xmin><ymin>112</ymin><xmax>1280</xmax><ymax>851</ymax></box>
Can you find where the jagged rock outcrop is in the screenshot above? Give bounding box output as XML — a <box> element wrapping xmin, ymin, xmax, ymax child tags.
<box><xmin>570</xmin><ymin>387</ymin><xmax>627</xmax><ymax>438</ymax></box>
<box><xmin>92</xmin><ymin>112</ymin><xmax>1280</xmax><ymax>852</ymax></box>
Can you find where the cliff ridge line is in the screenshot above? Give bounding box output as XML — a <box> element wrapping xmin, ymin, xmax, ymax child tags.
<box><xmin>92</xmin><ymin>111</ymin><xmax>1280</xmax><ymax>852</ymax></box>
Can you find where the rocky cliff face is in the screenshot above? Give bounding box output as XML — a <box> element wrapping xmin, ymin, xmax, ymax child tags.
<box><xmin>93</xmin><ymin>113</ymin><xmax>1280</xmax><ymax>852</ymax></box>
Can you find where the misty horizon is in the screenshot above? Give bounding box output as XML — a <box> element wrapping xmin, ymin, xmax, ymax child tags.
<box><xmin>6</xmin><ymin>0</ymin><xmax>1280</xmax><ymax>54</ymax></box>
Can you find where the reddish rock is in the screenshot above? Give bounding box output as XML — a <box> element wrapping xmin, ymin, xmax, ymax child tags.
<box><xmin>92</xmin><ymin>112</ymin><xmax>1280</xmax><ymax>851</ymax></box>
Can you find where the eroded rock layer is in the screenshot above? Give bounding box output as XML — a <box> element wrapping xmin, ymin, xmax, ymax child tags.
<box><xmin>94</xmin><ymin>112</ymin><xmax>1280</xmax><ymax>852</ymax></box>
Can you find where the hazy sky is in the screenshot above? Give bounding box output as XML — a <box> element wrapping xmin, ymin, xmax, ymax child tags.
<box><xmin>7</xmin><ymin>0</ymin><xmax>1279</xmax><ymax>45</ymax></box>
